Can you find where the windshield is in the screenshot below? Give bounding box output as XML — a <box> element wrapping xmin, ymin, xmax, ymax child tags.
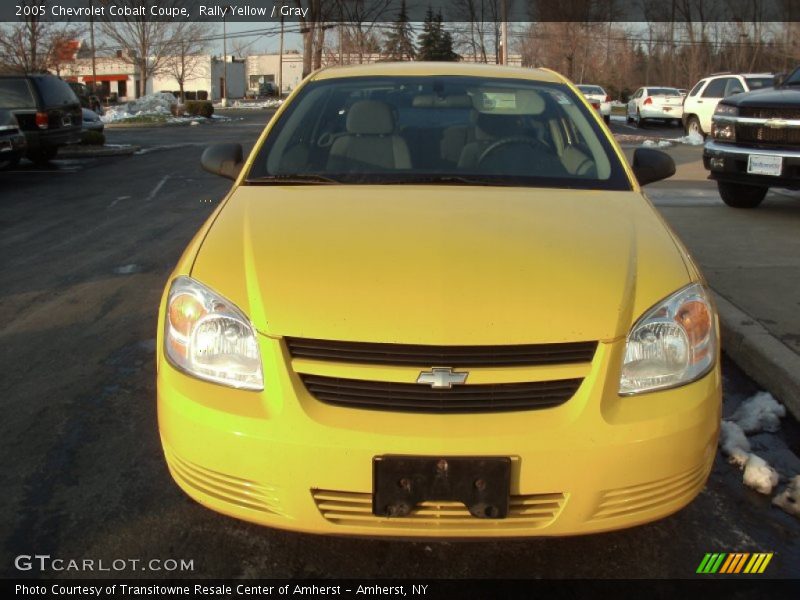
<box><xmin>247</xmin><ymin>76</ymin><xmax>630</xmax><ymax>190</ymax></box>
<box><xmin>781</xmin><ymin>69</ymin><xmax>800</xmax><ymax>86</ymax></box>
<box><xmin>648</xmin><ymin>88</ymin><xmax>681</xmax><ymax>96</ymax></box>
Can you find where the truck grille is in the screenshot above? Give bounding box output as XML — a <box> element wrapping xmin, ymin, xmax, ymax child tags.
<box><xmin>735</xmin><ymin>124</ymin><xmax>800</xmax><ymax>146</ymax></box>
<box><xmin>738</xmin><ymin>107</ymin><xmax>800</xmax><ymax>119</ymax></box>
<box><xmin>285</xmin><ymin>337</ymin><xmax>597</xmax><ymax>367</ymax></box>
<box><xmin>300</xmin><ymin>374</ymin><xmax>582</xmax><ymax>413</ymax></box>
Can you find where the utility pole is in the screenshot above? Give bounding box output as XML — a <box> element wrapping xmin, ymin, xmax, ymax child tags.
<box><xmin>222</xmin><ymin>17</ymin><xmax>228</xmax><ymax>106</ymax></box>
<box><xmin>500</xmin><ymin>0</ymin><xmax>508</xmax><ymax>65</ymax></box>
<box><xmin>278</xmin><ymin>14</ymin><xmax>284</xmax><ymax>97</ymax></box>
<box><xmin>89</xmin><ymin>0</ymin><xmax>96</xmax><ymax>94</ymax></box>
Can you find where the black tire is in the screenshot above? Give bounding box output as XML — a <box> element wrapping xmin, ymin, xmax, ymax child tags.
<box><xmin>717</xmin><ymin>181</ymin><xmax>767</xmax><ymax>208</ymax></box>
<box><xmin>603</xmin><ymin>114</ymin><xmax>610</xmax><ymax>124</ymax></box>
<box><xmin>635</xmin><ymin>109</ymin><xmax>645</xmax><ymax>128</ymax></box>
<box><xmin>685</xmin><ymin>115</ymin><xmax>703</xmax><ymax>137</ymax></box>
<box><xmin>31</xmin><ymin>147</ymin><xmax>57</xmax><ymax>165</ymax></box>
<box><xmin>0</xmin><ymin>155</ymin><xmax>21</xmax><ymax>170</ymax></box>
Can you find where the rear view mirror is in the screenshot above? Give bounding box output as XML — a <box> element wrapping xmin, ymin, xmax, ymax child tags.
<box><xmin>632</xmin><ymin>148</ymin><xmax>676</xmax><ymax>186</ymax></box>
<box><xmin>201</xmin><ymin>143</ymin><xmax>244</xmax><ymax>180</ymax></box>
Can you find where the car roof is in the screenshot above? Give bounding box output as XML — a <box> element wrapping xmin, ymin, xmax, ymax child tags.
<box><xmin>310</xmin><ymin>61</ymin><xmax>565</xmax><ymax>84</ymax></box>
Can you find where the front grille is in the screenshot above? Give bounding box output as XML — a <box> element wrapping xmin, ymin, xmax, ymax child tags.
<box><xmin>739</xmin><ymin>107</ymin><xmax>800</xmax><ymax>119</ymax></box>
<box><xmin>285</xmin><ymin>337</ymin><xmax>598</xmax><ymax>367</ymax></box>
<box><xmin>736</xmin><ymin>124</ymin><xmax>800</xmax><ymax>146</ymax></box>
<box><xmin>312</xmin><ymin>489</ymin><xmax>566</xmax><ymax>530</ymax></box>
<box><xmin>300</xmin><ymin>374</ymin><xmax>581</xmax><ymax>413</ymax></box>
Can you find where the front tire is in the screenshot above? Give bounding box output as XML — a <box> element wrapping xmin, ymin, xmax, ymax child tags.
<box><xmin>717</xmin><ymin>181</ymin><xmax>767</xmax><ymax>208</ymax></box>
<box><xmin>603</xmin><ymin>114</ymin><xmax>610</xmax><ymax>124</ymax></box>
<box><xmin>635</xmin><ymin>109</ymin><xmax>645</xmax><ymax>128</ymax></box>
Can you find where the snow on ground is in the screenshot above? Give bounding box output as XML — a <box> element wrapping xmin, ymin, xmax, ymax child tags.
<box><xmin>641</xmin><ymin>139</ymin><xmax>673</xmax><ymax>148</ymax></box>
<box><xmin>718</xmin><ymin>391</ymin><xmax>797</xmax><ymax>514</ymax></box>
<box><xmin>731</xmin><ymin>391</ymin><xmax>786</xmax><ymax>434</ymax></box>
<box><xmin>101</xmin><ymin>92</ymin><xmax>177</xmax><ymax>123</ymax></box>
<box><xmin>743</xmin><ymin>454</ymin><xmax>780</xmax><ymax>495</ymax></box>
<box><xmin>674</xmin><ymin>131</ymin><xmax>704</xmax><ymax>145</ymax></box>
<box><xmin>720</xmin><ymin>421</ymin><xmax>751</xmax><ymax>467</ymax></box>
<box><xmin>772</xmin><ymin>475</ymin><xmax>800</xmax><ymax>517</ymax></box>
<box><xmin>218</xmin><ymin>98</ymin><xmax>284</xmax><ymax>110</ymax></box>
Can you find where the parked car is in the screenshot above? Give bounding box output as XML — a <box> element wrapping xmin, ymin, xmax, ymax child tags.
<box><xmin>0</xmin><ymin>74</ymin><xmax>82</xmax><ymax>164</ymax></box>
<box><xmin>576</xmin><ymin>84</ymin><xmax>611</xmax><ymax>123</ymax></box>
<box><xmin>0</xmin><ymin>108</ymin><xmax>26</xmax><ymax>169</ymax></box>
<box><xmin>703</xmin><ymin>66</ymin><xmax>800</xmax><ymax>208</ymax></box>
<box><xmin>81</xmin><ymin>108</ymin><xmax>104</xmax><ymax>133</ymax></box>
<box><xmin>157</xmin><ymin>62</ymin><xmax>720</xmax><ymax>538</ymax></box>
<box><xmin>682</xmin><ymin>72</ymin><xmax>774</xmax><ymax>137</ymax></box>
<box><xmin>68</xmin><ymin>81</ymin><xmax>103</xmax><ymax>114</ymax></box>
<box><xmin>677</xmin><ymin>89</ymin><xmax>688</xmax><ymax>96</ymax></box>
<box><xmin>626</xmin><ymin>86</ymin><xmax>684</xmax><ymax>127</ymax></box>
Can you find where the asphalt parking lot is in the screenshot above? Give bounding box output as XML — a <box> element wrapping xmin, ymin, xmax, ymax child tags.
<box><xmin>1</xmin><ymin>110</ymin><xmax>798</xmax><ymax>580</ymax></box>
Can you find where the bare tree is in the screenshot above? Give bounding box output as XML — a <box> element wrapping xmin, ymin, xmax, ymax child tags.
<box><xmin>0</xmin><ymin>1</ymin><xmax>82</xmax><ymax>74</ymax></box>
<box><xmin>335</xmin><ymin>0</ymin><xmax>392</xmax><ymax>64</ymax></box>
<box><xmin>99</xmin><ymin>1</ymin><xmax>191</xmax><ymax>97</ymax></box>
<box><xmin>164</xmin><ymin>23</ymin><xmax>213</xmax><ymax>102</ymax></box>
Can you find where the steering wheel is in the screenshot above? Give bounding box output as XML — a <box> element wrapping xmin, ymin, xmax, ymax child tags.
<box><xmin>478</xmin><ymin>136</ymin><xmax>551</xmax><ymax>166</ymax></box>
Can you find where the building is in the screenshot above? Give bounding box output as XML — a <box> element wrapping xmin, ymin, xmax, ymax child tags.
<box><xmin>151</xmin><ymin>55</ymin><xmax>246</xmax><ymax>101</ymax></box>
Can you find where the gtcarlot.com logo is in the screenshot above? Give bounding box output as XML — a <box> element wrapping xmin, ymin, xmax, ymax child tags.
<box><xmin>696</xmin><ymin>552</ymin><xmax>773</xmax><ymax>574</ymax></box>
<box><xmin>14</xmin><ymin>554</ymin><xmax>195</xmax><ymax>573</ymax></box>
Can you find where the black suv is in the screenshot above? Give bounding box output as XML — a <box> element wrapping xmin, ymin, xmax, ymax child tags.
<box><xmin>0</xmin><ymin>74</ymin><xmax>82</xmax><ymax>164</ymax></box>
<box><xmin>703</xmin><ymin>66</ymin><xmax>800</xmax><ymax>208</ymax></box>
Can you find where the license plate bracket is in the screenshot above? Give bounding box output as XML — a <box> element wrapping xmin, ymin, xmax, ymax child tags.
<box><xmin>747</xmin><ymin>154</ymin><xmax>783</xmax><ymax>176</ymax></box>
<box><xmin>373</xmin><ymin>456</ymin><xmax>511</xmax><ymax>519</ymax></box>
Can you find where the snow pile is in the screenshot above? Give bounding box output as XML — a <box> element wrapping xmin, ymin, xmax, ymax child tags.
<box><xmin>641</xmin><ymin>139</ymin><xmax>674</xmax><ymax>148</ymax></box>
<box><xmin>675</xmin><ymin>131</ymin><xmax>705</xmax><ymax>145</ymax></box>
<box><xmin>730</xmin><ymin>392</ymin><xmax>786</xmax><ymax>434</ymax></box>
<box><xmin>720</xmin><ymin>421</ymin><xmax>751</xmax><ymax>467</ymax></box>
<box><xmin>223</xmin><ymin>98</ymin><xmax>284</xmax><ymax>110</ymax></box>
<box><xmin>743</xmin><ymin>454</ymin><xmax>780</xmax><ymax>495</ymax></box>
<box><xmin>101</xmin><ymin>92</ymin><xmax>178</xmax><ymax>123</ymax></box>
<box><xmin>718</xmin><ymin>391</ymin><xmax>798</xmax><ymax>510</ymax></box>
<box><xmin>772</xmin><ymin>475</ymin><xmax>800</xmax><ymax>517</ymax></box>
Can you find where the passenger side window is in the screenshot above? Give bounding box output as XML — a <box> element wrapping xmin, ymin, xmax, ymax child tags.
<box><xmin>702</xmin><ymin>78</ymin><xmax>729</xmax><ymax>98</ymax></box>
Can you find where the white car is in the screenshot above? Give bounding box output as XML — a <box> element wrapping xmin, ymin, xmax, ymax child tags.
<box><xmin>576</xmin><ymin>84</ymin><xmax>611</xmax><ymax>123</ymax></box>
<box><xmin>681</xmin><ymin>73</ymin><xmax>774</xmax><ymax>137</ymax></box>
<box><xmin>627</xmin><ymin>87</ymin><xmax>684</xmax><ymax>127</ymax></box>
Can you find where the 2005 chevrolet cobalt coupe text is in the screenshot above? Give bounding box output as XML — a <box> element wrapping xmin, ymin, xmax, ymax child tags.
<box><xmin>157</xmin><ymin>63</ymin><xmax>720</xmax><ymax>537</ymax></box>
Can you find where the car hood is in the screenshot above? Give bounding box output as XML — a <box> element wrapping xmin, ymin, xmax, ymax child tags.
<box><xmin>191</xmin><ymin>185</ymin><xmax>691</xmax><ymax>345</ymax></box>
<box><xmin>725</xmin><ymin>86</ymin><xmax>800</xmax><ymax>108</ymax></box>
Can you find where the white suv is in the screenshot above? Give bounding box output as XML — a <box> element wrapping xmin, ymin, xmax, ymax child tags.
<box><xmin>682</xmin><ymin>73</ymin><xmax>774</xmax><ymax>136</ymax></box>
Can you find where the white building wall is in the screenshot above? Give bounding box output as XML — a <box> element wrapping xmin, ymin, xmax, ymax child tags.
<box><xmin>246</xmin><ymin>53</ymin><xmax>305</xmax><ymax>95</ymax></box>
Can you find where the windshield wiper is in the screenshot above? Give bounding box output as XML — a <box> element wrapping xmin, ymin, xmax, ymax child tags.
<box><xmin>381</xmin><ymin>175</ymin><xmax>505</xmax><ymax>186</ymax></box>
<box><xmin>246</xmin><ymin>174</ymin><xmax>341</xmax><ymax>184</ymax></box>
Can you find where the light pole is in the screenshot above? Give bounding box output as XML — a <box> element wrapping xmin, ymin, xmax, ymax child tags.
<box><xmin>221</xmin><ymin>17</ymin><xmax>228</xmax><ymax>106</ymax></box>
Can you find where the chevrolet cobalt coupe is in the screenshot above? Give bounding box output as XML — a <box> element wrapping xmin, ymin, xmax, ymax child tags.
<box><xmin>158</xmin><ymin>63</ymin><xmax>720</xmax><ymax>537</ymax></box>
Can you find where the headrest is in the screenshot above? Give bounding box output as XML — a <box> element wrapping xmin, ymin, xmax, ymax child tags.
<box><xmin>412</xmin><ymin>94</ymin><xmax>473</xmax><ymax>108</ymax></box>
<box><xmin>347</xmin><ymin>100</ymin><xmax>394</xmax><ymax>135</ymax></box>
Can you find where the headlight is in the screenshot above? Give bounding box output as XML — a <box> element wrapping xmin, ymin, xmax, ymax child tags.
<box><xmin>619</xmin><ymin>283</ymin><xmax>716</xmax><ymax>395</ymax></box>
<box><xmin>711</xmin><ymin>121</ymin><xmax>736</xmax><ymax>141</ymax></box>
<box><xmin>165</xmin><ymin>276</ymin><xmax>263</xmax><ymax>390</ymax></box>
<box><xmin>713</xmin><ymin>103</ymin><xmax>738</xmax><ymax>117</ymax></box>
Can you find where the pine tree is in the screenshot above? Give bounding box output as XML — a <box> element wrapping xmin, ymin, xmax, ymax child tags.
<box><xmin>382</xmin><ymin>0</ymin><xmax>416</xmax><ymax>61</ymax></box>
<box><xmin>417</xmin><ymin>8</ymin><xmax>459</xmax><ymax>62</ymax></box>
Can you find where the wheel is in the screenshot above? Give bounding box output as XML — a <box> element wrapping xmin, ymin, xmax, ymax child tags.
<box><xmin>717</xmin><ymin>181</ymin><xmax>767</xmax><ymax>208</ymax></box>
<box><xmin>0</xmin><ymin>155</ymin><xmax>21</xmax><ymax>170</ymax></box>
<box><xmin>635</xmin><ymin>109</ymin><xmax>645</xmax><ymax>128</ymax></box>
<box><xmin>31</xmin><ymin>147</ymin><xmax>57</xmax><ymax>165</ymax></box>
<box><xmin>603</xmin><ymin>114</ymin><xmax>610</xmax><ymax>124</ymax></box>
<box><xmin>685</xmin><ymin>115</ymin><xmax>704</xmax><ymax>137</ymax></box>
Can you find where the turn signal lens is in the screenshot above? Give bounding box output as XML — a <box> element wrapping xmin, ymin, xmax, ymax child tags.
<box><xmin>620</xmin><ymin>283</ymin><xmax>717</xmax><ymax>395</ymax></box>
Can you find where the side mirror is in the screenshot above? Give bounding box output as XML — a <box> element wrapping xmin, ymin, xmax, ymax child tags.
<box><xmin>201</xmin><ymin>143</ymin><xmax>244</xmax><ymax>180</ymax></box>
<box><xmin>774</xmin><ymin>73</ymin><xmax>786</xmax><ymax>87</ymax></box>
<box><xmin>632</xmin><ymin>148</ymin><xmax>676</xmax><ymax>186</ymax></box>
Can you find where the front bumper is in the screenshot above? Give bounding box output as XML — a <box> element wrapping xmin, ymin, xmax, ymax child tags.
<box><xmin>158</xmin><ymin>335</ymin><xmax>721</xmax><ymax>538</ymax></box>
<box><xmin>703</xmin><ymin>140</ymin><xmax>800</xmax><ymax>189</ymax></box>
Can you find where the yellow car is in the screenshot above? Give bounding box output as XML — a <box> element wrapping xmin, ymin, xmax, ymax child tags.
<box><xmin>157</xmin><ymin>63</ymin><xmax>721</xmax><ymax>537</ymax></box>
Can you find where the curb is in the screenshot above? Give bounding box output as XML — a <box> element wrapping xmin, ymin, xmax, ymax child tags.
<box><xmin>714</xmin><ymin>292</ymin><xmax>800</xmax><ymax>421</ymax></box>
<box><xmin>57</xmin><ymin>145</ymin><xmax>139</xmax><ymax>158</ymax></box>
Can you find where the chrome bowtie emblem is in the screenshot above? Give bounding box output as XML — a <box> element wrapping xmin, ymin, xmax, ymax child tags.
<box><xmin>416</xmin><ymin>367</ymin><xmax>468</xmax><ymax>389</ymax></box>
<box><xmin>765</xmin><ymin>118</ymin><xmax>788</xmax><ymax>128</ymax></box>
